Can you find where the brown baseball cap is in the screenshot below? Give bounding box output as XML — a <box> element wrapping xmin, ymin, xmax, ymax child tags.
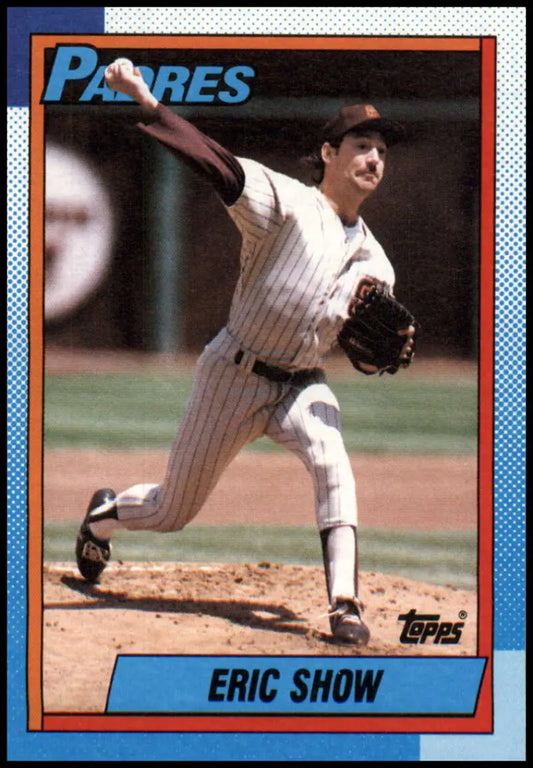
<box><xmin>322</xmin><ymin>104</ymin><xmax>405</xmax><ymax>146</ymax></box>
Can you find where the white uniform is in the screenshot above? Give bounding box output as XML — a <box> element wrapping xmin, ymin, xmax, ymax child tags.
<box><xmin>115</xmin><ymin>158</ymin><xmax>395</xmax><ymax>536</ymax></box>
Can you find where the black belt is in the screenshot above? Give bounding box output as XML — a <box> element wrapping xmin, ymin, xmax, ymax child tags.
<box><xmin>234</xmin><ymin>350</ymin><xmax>322</xmax><ymax>385</ymax></box>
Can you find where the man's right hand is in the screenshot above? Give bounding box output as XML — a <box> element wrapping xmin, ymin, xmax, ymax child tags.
<box><xmin>104</xmin><ymin>59</ymin><xmax>159</xmax><ymax>111</ymax></box>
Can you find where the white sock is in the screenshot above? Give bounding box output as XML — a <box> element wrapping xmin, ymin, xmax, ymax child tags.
<box><xmin>89</xmin><ymin>517</ymin><xmax>119</xmax><ymax>540</ymax></box>
<box><xmin>326</xmin><ymin>525</ymin><xmax>356</xmax><ymax>602</ymax></box>
<box><xmin>88</xmin><ymin>499</ymin><xmax>121</xmax><ymax>540</ymax></box>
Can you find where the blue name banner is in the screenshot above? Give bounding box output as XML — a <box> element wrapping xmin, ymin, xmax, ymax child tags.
<box><xmin>106</xmin><ymin>656</ymin><xmax>487</xmax><ymax>715</ymax></box>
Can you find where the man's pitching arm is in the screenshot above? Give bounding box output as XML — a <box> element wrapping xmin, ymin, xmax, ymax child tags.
<box><xmin>104</xmin><ymin>59</ymin><xmax>244</xmax><ymax>205</ymax></box>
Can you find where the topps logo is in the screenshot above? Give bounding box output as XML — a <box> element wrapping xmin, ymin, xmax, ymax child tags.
<box><xmin>398</xmin><ymin>609</ymin><xmax>465</xmax><ymax>645</ymax></box>
<box><xmin>42</xmin><ymin>45</ymin><xmax>255</xmax><ymax>104</ymax></box>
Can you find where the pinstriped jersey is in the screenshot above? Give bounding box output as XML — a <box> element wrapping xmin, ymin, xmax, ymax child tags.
<box><xmin>226</xmin><ymin>158</ymin><xmax>396</xmax><ymax>370</ymax></box>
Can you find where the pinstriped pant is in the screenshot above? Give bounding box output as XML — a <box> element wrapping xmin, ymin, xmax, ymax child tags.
<box><xmin>115</xmin><ymin>328</ymin><xmax>357</xmax><ymax>533</ymax></box>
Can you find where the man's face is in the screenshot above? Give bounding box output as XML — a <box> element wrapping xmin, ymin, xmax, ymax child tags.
<box><xmin>322</xmin><ymin>130</ymin><xmax>387</xmax><ymax>197</ymax></box>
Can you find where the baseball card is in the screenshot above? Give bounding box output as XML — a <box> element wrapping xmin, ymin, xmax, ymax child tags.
<box><xmin>6</xmin><ymin>7</ymin><xmax>525</xmax><ymax>762</ymax></box>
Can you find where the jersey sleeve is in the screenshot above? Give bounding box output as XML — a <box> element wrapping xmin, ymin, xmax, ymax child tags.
<box><xmin>226</xmin><ymin>157</ymin><xmax>303</xmax><ymax>241</ymax></box>
<box><xmin>136</xmin><ymin>104</ymin><xmax>245</xmax><ymax>205</ymax></box>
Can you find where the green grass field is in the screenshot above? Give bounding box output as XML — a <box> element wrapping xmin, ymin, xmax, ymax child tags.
<box><xmin>44</xmin><ymin>370</ymin><xmax>477</xmax><ymax>455</ymax></box>
<box><xmin>44</xmin><ymin>523</ymin><xmax>477</xmax><ymax>590</ymax></box>
<box><xmin>44</xmin><ymin>367</ymin><xmax>478</xmax><ymax>588</ymax></box>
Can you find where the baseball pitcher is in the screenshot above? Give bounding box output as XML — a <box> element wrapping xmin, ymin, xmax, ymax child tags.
<box><xmin>76</xmin><ymin>59</ymin><xmax>417</xmax><ymax>646</ymax></box>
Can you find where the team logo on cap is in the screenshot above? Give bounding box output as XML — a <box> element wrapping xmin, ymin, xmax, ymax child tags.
<box><xmin>362</xmin><ymin>105</ymin><xmax>380</xmax><ymax>119</ymax></box>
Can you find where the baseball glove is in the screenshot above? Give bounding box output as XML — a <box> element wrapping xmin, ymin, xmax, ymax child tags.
<box><xmin>338</xmin><ymin>281</ymin><xmax>417</xmax><ymax>376</ymax></box>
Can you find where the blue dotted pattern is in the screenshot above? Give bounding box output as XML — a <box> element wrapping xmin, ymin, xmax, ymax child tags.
<box><xmin>492</xmin><ymin>18</ymin><xmax>526</xmax><ymax>651</ymax></box>
<box><xmin>7</xmin><ymin>108</ymin><xmax>29</xmax><ymax>721</ymax></box>
<box><xmin>493</xmin><ymin>108</ymin><xmax>526</xmax><ymax>650</ymax></box>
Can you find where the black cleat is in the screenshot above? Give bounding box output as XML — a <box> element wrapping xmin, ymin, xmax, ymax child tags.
<box><xmin>75</xmin><ymin>488</ymin><xmax>116</xmax><ymax>582</ymax></box>
<box><xmin>329</xmin><ymin>598</ymin><xmax>370</xmax><ymax>646</ymax></box>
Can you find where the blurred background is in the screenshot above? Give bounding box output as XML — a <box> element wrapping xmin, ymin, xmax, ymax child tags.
<box><xmin>43</xmin><ymin>47</ymin><xmax>480</xmax><ymax>360</ymax></box>
<box><xmin>42</xmin><ymin>47</ymin><xmax>480</xmax><ymax>588</ymax></box>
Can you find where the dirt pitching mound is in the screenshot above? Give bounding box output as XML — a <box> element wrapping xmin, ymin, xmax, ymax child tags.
<box><xmin>43</xmin><ymin>561</ymin><xmax>477</xmax><ymax>713</ymax></box>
